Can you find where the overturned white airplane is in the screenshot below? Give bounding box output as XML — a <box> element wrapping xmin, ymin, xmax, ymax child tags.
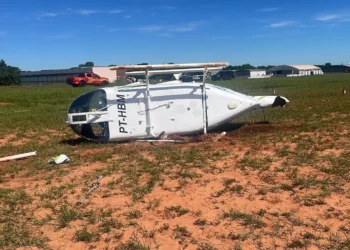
<box><xmin>67</xmin><ymin>62</ymin><xmax>289</xmax><ymax>142</ymax></box>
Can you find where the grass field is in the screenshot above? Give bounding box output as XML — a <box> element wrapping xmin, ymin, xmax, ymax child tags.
<box><xmin>0</xmin><ymin>75</ymin><xmax>350</xmax><ymax>249</ymax></box>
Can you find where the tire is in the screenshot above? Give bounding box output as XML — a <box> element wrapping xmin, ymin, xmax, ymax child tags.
<box><xmin>102</xmin><ymin>81</ymin><xmax>109</xmax><ymax>86</ymax></box>
<box><xmin>79</xmin><ymin>81</ymin><xmax>86</xmax><ymax>87</ymax></box>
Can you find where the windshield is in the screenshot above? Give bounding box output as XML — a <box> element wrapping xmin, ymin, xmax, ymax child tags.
<box><xmin>68</xmin><ymin>89</ymin><xmax>110</xmax><ymax>142</ymax></box>
<box><xmin>69</xmin><ymin>89</ymin><xmax>107</xmax><ymax>113</ymax></box>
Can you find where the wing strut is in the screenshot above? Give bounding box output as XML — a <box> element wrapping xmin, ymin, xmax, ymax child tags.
<box><xmin>145</xmin><ymin>69</ymin><xmax>156</xmax><ymax>137</ymax></box>
<box><xmin>202</xmin><ymin>67</ymin><xmax>208</xmax><ymax>134</ymax></box>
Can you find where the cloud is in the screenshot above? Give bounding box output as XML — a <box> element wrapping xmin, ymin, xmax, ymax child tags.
<box><xmin>138</xmin><ymin>25</ymin><xmax>163</xmax><ymax>32</ymax></box>
<box><xmin>124</xmin><ymin>15</ymin><xmax>132</xmax><ymax>19</ymax></box>
<box><xmin>36</xmin><ymin>8</ymin><xmax>127</xmax><ymax>18</ymax></box>
<box><xmin>78</xmin><ymin>9</ymin><xmax>98</xmax><ymax>15</ymax></box>
<box><xmin>316</xmin><ymin>14</ymin><xmax>342</xmax><ymax>21</ymax></box>
<box><xmin>137</xmin><ymin>21</ymin><xmax>204</xmax><ymax>34</ymax></box>
<box><xmin>78</xmin><ymin>9</ymin><xmax>129</xmax><ymax>15</ymax></box>
<box><xmin>42</xmin><ymin>12</ymin><xmax>58</xmax><ymax>17</ymax></box>
<box><xmin>109</xmin><ymin>9</ymin><xmax>123</xmax><ymax>14</ymax></box>
<box><xmin>315</xmin><ymin>11</ymin><xmax>350</xmax><ymax>22</ymax></box>
<box><xmin>36</xmin><ymin>11</ymin><xmax>60</xmax><ymax>19</ymax></box>
<box><xmin>267</xmin><ymin>21</ymin><xmax>297</xmax><ymax>28</ymax></box>
<box><xmin>158</xmin><ymin>33</ymin><xmax>173</xmax><ymax>38</ymax></box>
<box><xmin>258</xmin><ymin>7</ymin><xmax>281</xmax><ymax>12</ymax></box>
<box><xmin>154</xmin><ymin>5</ymin><xmax>177</xmax><ymax>10</ymax></box>
<box><xmin>168</xmin><ymin>22</ymin><xmax>200</xmax><ymax>32</ymax></box>
<box><xmin>36</xmin><ymin>9</ymin><xmax>74</xmax><ymax>19</ymax></box>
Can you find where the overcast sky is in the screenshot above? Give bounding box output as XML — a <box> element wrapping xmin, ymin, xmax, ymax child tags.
<box><xmin>1</xmin><ymin>0</ymin><xmax>350</xmax><ymax>70</ymax></box>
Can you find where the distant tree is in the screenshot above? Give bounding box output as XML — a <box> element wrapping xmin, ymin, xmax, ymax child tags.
<box><xmin>325</xmin><ymin>62</ymin><xmax>331</xmax><ymax>67</ymax></box>
<box><xmin>167</xmin><ymin>62</ymin><xmax>174</xmax><ymax>64</ymax></box>
<box><xmin>0</xmin><ymin>59</ymin><xmax>20</xmax><ymax>86</ymax></box>
<box><xmin>225</xmin><ymin>64</ymin><xmax>275</xmax><ymax>70</ymax></box>
<box><xmin>241</xmin><ymin>63</ymin><xmax>255</xmax><ymax>69</ymax></box>
<box><xmin>137</xmin><ymin>63</ymin><xmax>148</xmax><ymax>65</ymax></box>
<box><xmin>79</xmin><ymin>61</ymin><xmax>94</xmax><ymax>67</ymax></box>
<box><xmin>224</xmin><ymin>64</ymin><xmax>256</xmax><ymax>70</ymax></box>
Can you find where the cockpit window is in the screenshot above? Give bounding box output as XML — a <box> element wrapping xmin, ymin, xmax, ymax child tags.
<box><xmin>69</xmin><ymin>89</ymin><xmax>107</xmax><ymax>113</ymax></box>
<box><xmin>68</xmin><ymin>90</ymin><xmax>110</xmax><ymax>142</ymax></box>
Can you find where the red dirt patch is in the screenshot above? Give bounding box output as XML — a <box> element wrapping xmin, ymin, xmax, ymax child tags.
<box><xmin>1</xmin><ymin>126</ymin><xmax>349</xmax><ymax>249</ymax></box>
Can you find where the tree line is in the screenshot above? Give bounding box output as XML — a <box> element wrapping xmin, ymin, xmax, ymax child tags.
<box><xmin>224</xmin><ymin>63</ymin><xmax>276</xmax><ymax>70</ymax></box>
<box><xmin>0</xmin><ymin>59</ymin><xmax>20</xmax><ymax>86</ymax></box>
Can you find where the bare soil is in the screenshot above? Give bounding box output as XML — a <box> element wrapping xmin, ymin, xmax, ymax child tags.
<box><xmin>0</xmin><ymin>123</ymin><xmax>349</xmax><ymax>250</ymax></box>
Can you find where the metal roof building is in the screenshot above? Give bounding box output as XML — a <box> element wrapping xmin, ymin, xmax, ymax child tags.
<box><xmin>20</xmin><ymin>66</ymin><xmax>118</xmax><ymax>86</ymax></box>
<box><xmin>267</xmin><ymin>65</ymin><xmax>323</xmax><ymax>77</ymax></box>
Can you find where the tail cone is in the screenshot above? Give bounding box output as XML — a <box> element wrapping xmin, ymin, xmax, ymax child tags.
<box><xmin>253</xmin><ymin>96</ymin><xmax>290</xmax><ymax>108</ymax></box>
<box><xmin>272</xmin><ymin>96</ymin><xmax>287</xmax><ymax>108</ymax></box>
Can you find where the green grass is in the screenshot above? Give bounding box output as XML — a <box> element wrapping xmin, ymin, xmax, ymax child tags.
<box><xmin>115</xmin><ymin>234</ymin><xmax>151</xmax><ymax>250</ymax></box>
<box><xmin>74</xmin><ymin>227</ymin><xmax>99</xmax><ymax>242</ymax></box>
<box><xmin>124</xmin><ymin>209</ymin><xmax>142</xmax><ymax>219</ymax></box>
<box><xmin>56</xmin><ymin>204</ymin><xmax>82</xmax><ymax>228</ymax></box>
<box><xmin>0</xmin><ymin>188</ymin><xmax>48</xmax><ymax>248</ymax></box>
<box><xmin>221</xmin><ymin>209</ymin><xmax>266</xmax><ymax>229</ymax></box>
<box><xmin>1</xmin><ymin>75</ymin><xmax>349</xmax><ymax>166</ymax></box>
<box><xmin>164</xmin><ymin>205</ymin><xmax>190</xmax><ymax>218</ymax></box>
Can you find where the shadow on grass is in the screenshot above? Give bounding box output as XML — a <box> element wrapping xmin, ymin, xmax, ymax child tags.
<box><xmin>211</xmin><ymin>121</ymin><xmax>270</xmax><ymax>134</ymax></box>
<box><xmin>60</xmin><ymin>121</ymin><xmax>276</xmax><ymax>145</ymax></box>
<box><xmin>60</xmin><ymin>138</ymin><xmax>93</xmax><ymax>146</ymax></box>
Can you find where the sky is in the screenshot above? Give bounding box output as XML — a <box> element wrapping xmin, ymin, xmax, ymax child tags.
<box><xmin>0</xmin><ymin>0</ymin><xmax>350</xmax><ymax>70</ymax></box>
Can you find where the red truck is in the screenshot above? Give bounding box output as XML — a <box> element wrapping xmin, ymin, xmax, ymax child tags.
<box><xmin>66</xmin><ymin>72</ymin><xmax>109</xmax><ymax>87</ymax></box>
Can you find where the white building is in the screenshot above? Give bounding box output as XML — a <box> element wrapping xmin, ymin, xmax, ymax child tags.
<box><xmin>267</xmin><ymin>65</ymin><xmax>323</xmax><ymax>77</ymax></box>
<box><xmin>234</xmin><ymin>69</ymin><xmax>269</xmax><ymax>78</ymax></box>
